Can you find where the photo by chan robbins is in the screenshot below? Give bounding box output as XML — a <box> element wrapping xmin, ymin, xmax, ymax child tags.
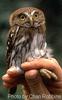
<box><xmin>1</xmin><ymin>1</ymin><xmax>62</xmax><ymax>100</ymax></box>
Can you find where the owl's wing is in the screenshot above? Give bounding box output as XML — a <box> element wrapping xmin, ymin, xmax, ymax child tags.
<box><xmin>6</xmin><ymin>25</ymin><xmax>19</xmax><ymax>67</ymax></box>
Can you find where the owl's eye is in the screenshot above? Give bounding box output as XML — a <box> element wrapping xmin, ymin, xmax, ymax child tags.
<box><xmin>20</xmin><ymin>15</ymin><xmax>26</xmax><ymax>20</ymax></box>
<box><xmin>34</xmin><ymin>12</ymin><xmax>39</xmax><ymax>18</ymax></box>
<box><xmin>18</xmin><ymin>14</ymin><xmax>26</xmax><ymax>20</ymax></box>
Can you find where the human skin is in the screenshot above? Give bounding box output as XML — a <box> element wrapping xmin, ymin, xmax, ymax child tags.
<box><xmin>2</xmin><ymin>58</ymin><xmax>62</xmax><ymax>100</ymax></box>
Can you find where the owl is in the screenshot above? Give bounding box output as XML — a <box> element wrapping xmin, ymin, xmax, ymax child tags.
<box><xmin>7</xmin><ymin>7</ymin><xmax>57</xmax><ymax>94</ymax></box>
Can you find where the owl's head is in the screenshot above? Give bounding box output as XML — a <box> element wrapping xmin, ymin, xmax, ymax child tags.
<box><xmin>9</xmin><ymin>7</ymin><xmax>46</xmax><ymax>30</ymax></box>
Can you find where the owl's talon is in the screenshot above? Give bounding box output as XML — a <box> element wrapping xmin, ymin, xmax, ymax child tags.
<box><xmin>40</xmin><ymin>69</ymin><xmax>51</xmax><ymax>79</ymax></box>
<box><xmin>40</xmin><ymin>69</ymin><xmax>58</xmax><ymax>80</ymax></box>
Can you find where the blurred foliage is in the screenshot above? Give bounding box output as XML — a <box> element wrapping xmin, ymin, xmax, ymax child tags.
<box><xmin>0</xmin><ymin>0</ymin><xmax>62</xmax><ymax>100</ymax></box>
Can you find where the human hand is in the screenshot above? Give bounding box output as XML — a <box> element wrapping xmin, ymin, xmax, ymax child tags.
<box><xmin>2</xmin><ymin>66</ymin><xmax>25</xmax><ymax>88</ymax></box>
<box><xmin>21</xmin><ymin>58</ymin><xmax>62</xmax><ymax>95</ymax></box>
<box><xmin>2</xmin><ymin>58</ymin><xmax>62</xmax><ymax>100</ymax></box>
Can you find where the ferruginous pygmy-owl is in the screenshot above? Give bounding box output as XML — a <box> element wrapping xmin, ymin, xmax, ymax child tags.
<box><xmin>7</xmin><ymin>7</ymin><xmax>57</xmax><ymax>94</ymax></box>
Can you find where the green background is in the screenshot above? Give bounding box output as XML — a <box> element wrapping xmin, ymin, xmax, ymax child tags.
<box><xmin>0</xmin><ymin>0</ymin><xmax>62</xmax><ymax>100</ymax></box>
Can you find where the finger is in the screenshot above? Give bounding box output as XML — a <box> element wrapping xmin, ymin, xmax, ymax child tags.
<box><xmin>2</xmin><ymin>77</ymin><xmax>23</xmax><ymax>88</ymax></box>
<box><xmin>25</xmin><ymin>69</ymin><xmax>38</xmax><ymax>79</ymax></box>
<box><xmin>2</xmin><ymin>73</ymin><xmax>25</xmax><ymax>85</ymax></box>
<box><xmin>3</xmin><ymin>81</ymin><xmax>17</xmax><ymax>88</ymax></box>
<box><xmin>25</xmin><ymin>70</ymin><xmax>52</xmax><ymax>97</ymax></box>
<box><xmin>7</xmin><ymin>66</ymin><xmax>23</xmax><ymax>77</ymax></box>
<box><xmin>49</xmin><ymin>58</ymin><xmax>59</xmax><ymax>65</ymax></box>
<box><xmin>40</xmin><ymin>69</ymin><xmax>51</xmax><ymax>79</ymax></box>
<box><xmin>21</xmin><ymin>58</ymin><xmax>62</xmax><ymax>80</ymax></box>
<box><xmin>21</xmin><ymin>58</ymin><xmax>58</xmax><ymax>70</ymax></box>
<box><xmin>2</xmin><ymin>74</ymin><xmax>15</xmax><ymax>83</ymax></box>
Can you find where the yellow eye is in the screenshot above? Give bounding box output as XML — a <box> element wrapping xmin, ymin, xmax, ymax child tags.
<box><xmin>18</xmin><ymin>14</ymin><xmax>26</xmax><ymax>20</ymax></box>
<box><xmin>34</xmin><ymin>12</ymin><xmax>38</xmax><ymax>18</ymax></box>
<box><xmin>20</xmin><ymin>15</ymin><xmax>25</xmax><ymax>20</ymax></box>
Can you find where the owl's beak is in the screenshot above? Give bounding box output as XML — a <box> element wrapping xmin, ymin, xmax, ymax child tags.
<box><xmin>29</xmin><ymin>17</ymin><xmax>33</xmax><ymax>26</ymax></box>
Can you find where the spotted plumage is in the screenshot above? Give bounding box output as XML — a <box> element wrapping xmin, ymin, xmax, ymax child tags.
<box><xmin>7</xmin><ymin>25</ymin><xmax>18</xmax><ymax>67</ymax></box>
